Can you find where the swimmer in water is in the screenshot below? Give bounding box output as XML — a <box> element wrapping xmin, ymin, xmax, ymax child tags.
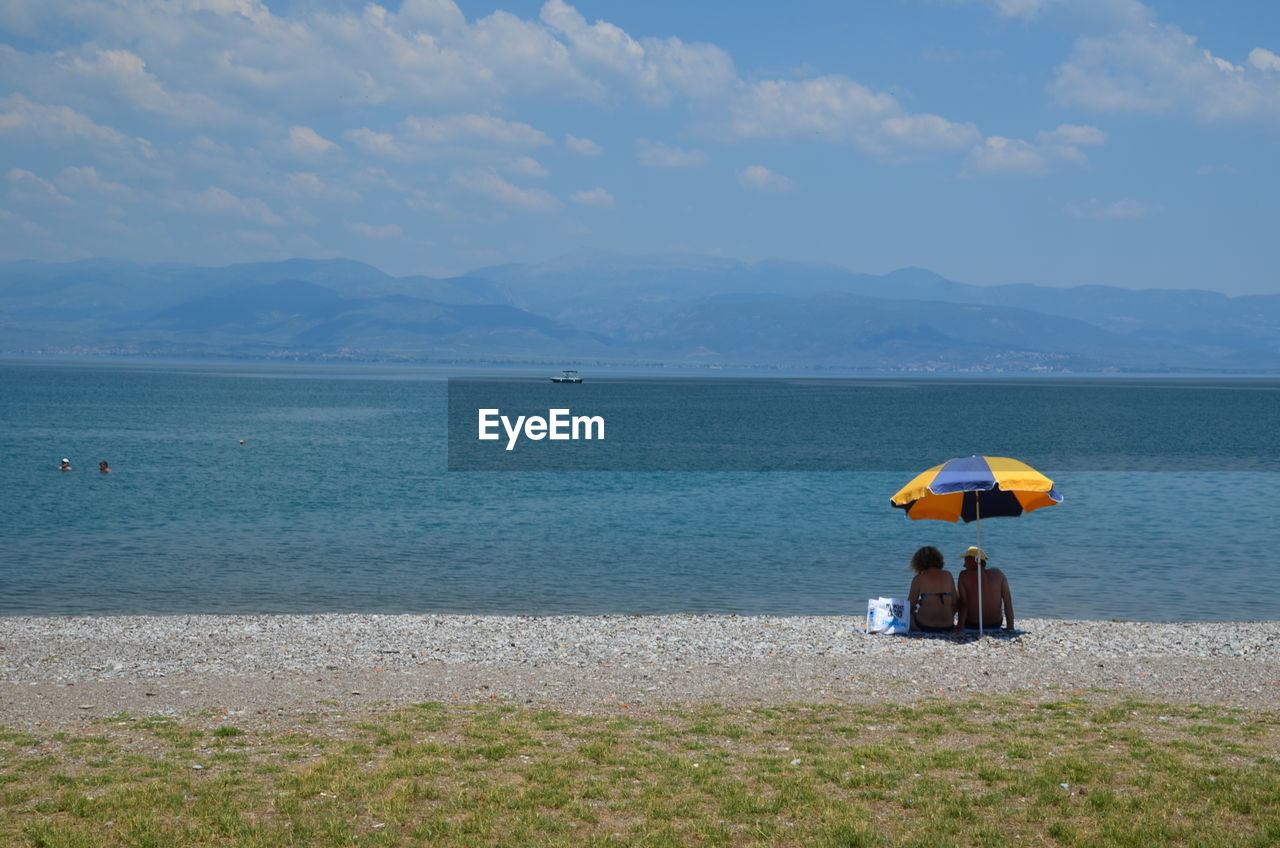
<box><xmin>99</xmin><ymin>460</ymin><xmax>111</xmax><ymax>473</ymax></box>
<box><xmin>58</xmin><ymin>458</ymin><xmax>72</xmax><ymax>471</ymax></box>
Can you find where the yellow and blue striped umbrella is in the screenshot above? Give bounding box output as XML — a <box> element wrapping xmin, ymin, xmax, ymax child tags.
<box><xmin>890</xmin><ymin>455</ymin><xmax>1062</xmax><ymax>523</ymax></box>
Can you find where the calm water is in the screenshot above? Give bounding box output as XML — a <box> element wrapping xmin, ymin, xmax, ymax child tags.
<box><xmin>2</xmin><ymin>359</ymin><xmax>1277</xmax><ymax>621</ymax></box>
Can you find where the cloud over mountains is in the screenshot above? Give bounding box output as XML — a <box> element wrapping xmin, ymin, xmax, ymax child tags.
<box><xmin>0</xmin><ymin>0</ymin><xmax>1275</xmax><ymax>295</ymax></box>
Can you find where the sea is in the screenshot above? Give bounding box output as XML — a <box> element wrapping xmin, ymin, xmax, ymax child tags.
<box><xmin>2</xmin><ymin>358</ymin><xmax>1277</xmax><ymax>622</ymax></box>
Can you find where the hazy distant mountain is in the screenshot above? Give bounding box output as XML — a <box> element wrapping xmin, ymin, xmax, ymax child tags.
<box><xmin>0</xmin><ymin>257</ymin><xmax>511</xmax><ymax>312</ymax></box>
<box><xmin>479</xmin><ymin>252</ymin><xmax>1280</xmax><ymax>346</ymax></box>
<box><xmin>141</xmin><ymin>279</ymin><xmax>606</xmax><ymax>356</ymax></box>
<box><xmin>630</xmin><ymin>292</ymin><xmax>1197</xmax><ymax>369</ymax></box>
<box><xmin>475</xmin><ymin>252</ymin><xmax>1280</xmax><ymax>368</ymax></box>
<box><xmin>2</xmin><ymin>253</ymin><xmax>1277</xmax><ymax>371</ymax></box>
<box><xmin>0</xmin><ymin>262</ymin><xmax>596</xmax><ymax>359</ymax></box>
<box><xmin>153</xmin><ymin>279</ymin><xmax>349</xmax><ymax>331</ymax></box>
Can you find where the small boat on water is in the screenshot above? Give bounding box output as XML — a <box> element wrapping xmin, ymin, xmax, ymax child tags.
<box><xmin>550</xmin><ymin>370</ymin><xmax>583</xmax><ymax>383</ymax></box>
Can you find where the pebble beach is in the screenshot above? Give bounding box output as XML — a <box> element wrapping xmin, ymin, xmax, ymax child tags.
<box><xmin>2</xmin><ymin>615</ymin><xmax>1277</xmax><ymax>729</ymax></box>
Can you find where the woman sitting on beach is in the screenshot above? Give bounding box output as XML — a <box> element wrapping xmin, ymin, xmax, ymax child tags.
<box><xmin>907</xmin><ymin>545</ymin><xmax>957</xmax><ymax>633</ymax></box>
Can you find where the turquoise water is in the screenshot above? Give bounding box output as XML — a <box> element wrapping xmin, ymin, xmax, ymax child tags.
<box><xmin>2</xmin><ymin>359</ymin><xmax>1277</xmax><ymax>621</ymax></box>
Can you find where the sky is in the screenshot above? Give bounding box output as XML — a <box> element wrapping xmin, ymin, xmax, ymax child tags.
<box><xmin>1</xmin><ymin>0</ymin><xmax>1278</xmax><ymax>294</ymax></box>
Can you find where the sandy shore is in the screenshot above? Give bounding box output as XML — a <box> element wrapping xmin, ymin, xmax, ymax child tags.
<box><xmin>2</xmin><ymin>615</ymin><xmax>1277</xmax><ymax>729</ymax></box>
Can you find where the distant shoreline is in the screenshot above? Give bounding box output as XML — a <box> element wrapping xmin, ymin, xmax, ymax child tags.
<box><xmin>3</xmin><ymin>614</ymin><xmax>1275</xmax><ymax>729</ymax></box>
<box><xmin>6</xmin><ymin>353</ymin><xmax>1280</xmax><ymax>379</ymax></box>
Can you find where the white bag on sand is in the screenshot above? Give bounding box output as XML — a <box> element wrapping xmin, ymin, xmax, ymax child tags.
<box><xmin>866</xmin><ymin>597</ymin><xmax>909</xmax><ymax>634</ymax></box>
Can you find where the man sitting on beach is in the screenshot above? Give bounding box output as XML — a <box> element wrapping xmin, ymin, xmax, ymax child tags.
<box><xmin>955</xmin><ymin>546</ymin><xmax>1015</xmax><ymax>632</ymax></box>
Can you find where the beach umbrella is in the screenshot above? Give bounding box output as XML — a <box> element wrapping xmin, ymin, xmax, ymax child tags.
<box><xmin>889</xmin><ymin>455</ymin><xmax>1062</xmax><ymax>636</ymax></box>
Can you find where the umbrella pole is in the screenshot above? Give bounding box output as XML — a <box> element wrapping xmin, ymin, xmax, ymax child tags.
<box><xmin>976</xmin><ymin>499</ymin><xmax>983</xmax><ymax>638</ymax></box>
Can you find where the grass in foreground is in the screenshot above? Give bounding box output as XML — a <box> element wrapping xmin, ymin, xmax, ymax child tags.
<box><xmin>1</xmin><ymin>695</ymin><xmax>1277</xmax><ymax>847</ymax></box>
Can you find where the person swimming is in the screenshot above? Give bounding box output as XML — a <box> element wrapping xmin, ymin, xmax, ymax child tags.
<box><xmin>58</xmin><ymin>458</ymin><xmax>72</xmax><ymax>471</ymax></box>
<box><xmin>99</xmin><ymin>460</ymin><xmax>111</xmax><ymax>473</ymax></box>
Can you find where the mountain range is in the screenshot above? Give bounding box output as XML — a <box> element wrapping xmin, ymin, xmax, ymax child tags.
<box><xmin>2</xmin><ymin>253</ymin><xmax>1278</xmax><ymax>372</ymax></box>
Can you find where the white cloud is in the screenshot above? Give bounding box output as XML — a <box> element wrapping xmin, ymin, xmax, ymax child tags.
<box><xmin>353</xmin><ymin>166</ymin><xmax>407</xmax><ymax>192</ymax></box>
<box><xmin>405</xmin><ymin>189</ymin><xmax>436</xmax><ymax>212</ymax></box>
<box><xmin>636</xmin><ymin>140</ymin><xmax>708</xmax><ymax>168</ymax></box>
<box><xmin>1</xmin><ymin>0</ymin><xmax>597</xmax><ymax>117</ymax></box>
<box><xmin>288</xmin><ymin>126</ymin><xmax>339</xmax><ymax>159</ymax></box>
<box><xmin>1249</xmin><ymin>47</ymin><xmax>1280</xmax><ymax>73</ymax></box>
<box><xmin>975</xmin><ymin>0</ymin><xmax>1152</xmax><ymax>27</ymax></box>
<box><xmin>285</xmin><ymin>172</ymin><xmax>362</xmax><ymax>202</ymax></box>
<box><xmin>981</xmin><ymin>0</ymin><xmax>1054</xmax><ymax>19</ymax></box>
<box><xmin>737</xmin><ymin>165</ymin><xmax>794</xmax><ymax>194</ymax></box>
<box><xmin>458</xmin><ymin>8</ymin><xmax>598</xmax><ymax>100</ymax></box>
<box><xmin>1066</xmin><ymin>198</ymin><xmax>1161</xmax><ymax>219</ymax></box>
<box><xmin>0</xmin><ymin>206</ymin><xmax>55</xmax><ymax>240</ymax></box>
<box><xmin>728</xmin><ymin>75</ymin><xmax>979</xmax><ymax>157</ymax></box>
<box><xmin>184</xmin><ymin>186</ymin><xmax>283</xmax><ymax>226</ymax></box>
<box><xmin>643</xmin><ymin>36</ymin><xmax>737</xmax><ymax>99</ymax></box>
<box><xmin>1050</xmin><ymin>19</ymin><xmax>1280</xmax><ymax>121</ymax></box>
<box><xmin>191</xmin><ymin>0</ymin><xmax>272</xmax><ymax>24</ymax></box>
<box><xmin>878</xmin><ymin>114</ymin><xmax>983</xmax><ymax>151</ymax></box>
<box><xmin>1040</xmin><ymin>123</ymin><xmax>1107</xmax><ymax>146</ymax></box>
<box><xmin>966</xmin><ymin>123</ymin><xmax>1106</xmax><ymax>176</ymax></box>
<box><xmin>504</xmin><ymin>155</ymin><xmax>549</xmax><ymax>177</ymax></box>
<box><xmin>54</xmin><ymin>166</ymin><xmax>134</xmax><ymax>200</ymax></box>
<box><xmin>539</xmin><ymin>0</ymin><xmax>734</xmax><ymax>103</ymax></box>
<box><xmin>970</xmin><ymin>2</ymin><xmax>1280</xmax><ymax>123</ymax></box>
<box><xmin>348</xmin><ymin>221</ymin><xmax>402</xmax><ymax>239</ymax></box>
<box><xmin>570</xmin><ymin>187</ymin><xmax>614</xmax><ymax>207</ymax></box>
<box><xmin>1035</xmin><ymin>123</ymin><xmax>1107</xmax><ymax>165</ymax></box>
<box><xmin>23</xmin><ymin>218</ymin><xmax>54</xmax><ymax>238</ymax></box>
<box><xmin>967</xmin><ymin>137</ymin><xmax>1047</xmax><ymax>175</ymax></box>
<box><xmin>344</xmin><ymin>127</ymin><xmax>403</xmax><ymax>157</ymax></box>
<box><xmin>8</xmin><ymin>0</ymin><xmax>1206</xmax><ymax>270</ymax></box>
<box><xmin>452</xmin><ymin>167</ymin><xmax>561</xmax><ymax>211</ymax></box>
<box><xmin>0</xmin><ymin>94</ymin><xmax>154</xmax><ymax>158</ymax></box>
<box><xmin>6</xmin><ymin>168</ymin><xmax>75</xmax><ymax>206</ymax></box>
<box><xmin>344</xmin><ymin>114</ymin><xmax>553</xmax><ymax>161</ymax></box>
<box><xmin>731</xmin><ymin>76</ymin><xmax>895</xmax><ymax>138</ymax></box>
<box><xmin>565</xmin><ymin>133</ymin><xmax>602</xmax><ymax>155</ymax></box>
<box><xmin>396</xmin><ymin>0</ymin><xmax>467</xmax><ymax>32</ymax></box>
<box><xmin>401</xmin><ymin>113</ymin><xmax>552</xmax><ymax>146</ymax></box>
<box><xmin>66</xmin><ymin>48</ymin><xmax>235</xmax><ymax>124</ymax></box>
<box><xmin>539</xmin><ymin>1</ymin><xmax>646</xmax><ymax>79</ymax></box>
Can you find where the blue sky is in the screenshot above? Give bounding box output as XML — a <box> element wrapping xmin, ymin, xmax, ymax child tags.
<box><xmin>1</xmin><ymin>0</ymin><xmax>1278</xmax><ymax>293</ymax></box>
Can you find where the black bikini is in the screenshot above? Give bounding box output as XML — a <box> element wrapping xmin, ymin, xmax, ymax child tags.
<box><xmin>913</xmin><ymin>592</ymin><xmax>955</xmax><ymax>633</ymax></box>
